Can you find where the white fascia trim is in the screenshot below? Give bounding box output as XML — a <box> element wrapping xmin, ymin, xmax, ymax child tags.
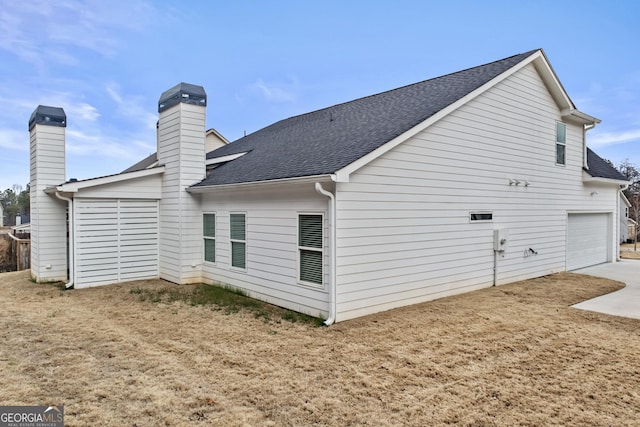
<box><xmin>335</xmin><ymin>51</ymin><xmax>544</xmax><ymax>182</ymax></box>
<box><xmin>531</xmin><ymin>51</ymin><xmax>574</xmax><ymax>111</ymax></box>
<box><xmin>561</xmin><ymin>109</ymin><xmax>601</xmax><ymax>125</ymax></box>
<box><xmin>45</xmin><ymin>166</ymin><xmax>165</xmax><ymax>194</ymax></box>
<box><xmin>206</xmin><ymin>152</ymin><xmax>248</xmax><ymax>166</ymax></box>
<box><xmin>582</xmin><ymin>170</ymin><xmax>630</xmax><ymax>185</ymax></box>
<box><xmin>187</xmin><ymin>174</ymin><xmax>335</xmax><ymax>193</ymax></box>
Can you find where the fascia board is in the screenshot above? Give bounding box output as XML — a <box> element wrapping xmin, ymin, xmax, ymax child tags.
<box><xmin>561</xmin><ymin>109</ymin><xmax>601</xmax><ymax>125</ymax></box>
<box><xmin>187</xmin><ymin>174</ymin><xmax>335</xmax><ymax>193</ymax></box>
<box><xmin>48</xmin><ymin>166</ymin><xmax>165</xmax><ymax>193</ymax></box>
<box><xmin>582</xmin><ymin>170</ymin><xmax>630</xmax><ymax>185</ymax></box>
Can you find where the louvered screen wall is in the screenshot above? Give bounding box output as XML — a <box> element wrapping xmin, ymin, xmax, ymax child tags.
<box><xmin>75</xmin><ymin>199</ymin><xmax>159</xmax><ymax>287</ymax></box>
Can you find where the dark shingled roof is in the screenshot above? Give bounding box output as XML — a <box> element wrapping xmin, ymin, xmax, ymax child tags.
<box><xmin>585</xmin><ymin>147</ymin><xmax>628</xmax><ymax>181</ymax></box>
<box><xmin>122</xmin><ymin>152</ymin><xmax>157</xmax><ymax>173</ymax></box>
<box><xmin>193</xmin><ymin>49</ymin><xmax>540</xmax><ymax>187</ymax></box>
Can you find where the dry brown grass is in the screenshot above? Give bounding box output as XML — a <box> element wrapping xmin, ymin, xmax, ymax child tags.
<box><xmin>620</xmin><ymin>248</ymin><xmax>640</xmax><ymax>260</ymax></box>
<box><xmin>1</xmin><ymin>271</ymin><xmax>639</xmax><ymax>426</ymax></box>
<box><xmin>0</xmin><ymin>235</ymin><xmax>11</xmax><ymax>272</ymax></box>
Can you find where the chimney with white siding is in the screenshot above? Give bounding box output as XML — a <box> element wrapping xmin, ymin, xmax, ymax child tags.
<box><xmin>157</xmin><ymin>83</ymin><xmax>207</xmax><ymax>284</ymax></box>
<box><xmin>29</xmin><ymin>106</ymin><xmax>68</xmax><ymax>282</ymax></box>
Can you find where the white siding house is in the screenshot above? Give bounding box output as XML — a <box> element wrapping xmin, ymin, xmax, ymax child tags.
<box><xmin>331</xmin><ymin>62</ymin><xmax>619</xmax><ymax>320</ymax></box>
<box><xmin>41</xmin><ymin>168</ymin><xmax>164</xmax><ymax>289</ymax></box>
<box><xmin>620</xmin><ymin>192</ymin><xmax>631</xmax><ymax>243</ymax></box>
<box><xmin>29</xmin><ymin>49</ymin><xmax>628</xmax><ymax>322</ymax></box>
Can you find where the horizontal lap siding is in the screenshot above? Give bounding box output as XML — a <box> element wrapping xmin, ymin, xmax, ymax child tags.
<box><xmin>335</xmin><ymin>63</ymin><xmax>617</xmax><ymax>321</ymax></box>
<box><xmin>75</xmin><ymin>199</ymin><xmax>159</xmax><ymax>287</ymax></box>
<box><xmin>75</xmin><ymin>200</ymin><xmax>119</xmax><ymax>286</ymax></box>
<box><xmin>201</xmin><ymin>185</ymin><xmax>330</xmax><ymax>318</ymax></box>
<box><xmin>30</xmin><ymin>126</ymin><xmax>68</xmax><ymax>280</ymax></box>
<box><xmin>158</xmin><ymin>103</ymin><xmax>205</xmax><ymax>284</ymax></box>
<box><xmin>119</xmin><ymin>200</ymin><xmax>160</xmax><ymax>281</ymax></box>
<box><xmin>71</xmin><ymin>174</ymin><xmax>163</xmax><ymax>199</ymax></box>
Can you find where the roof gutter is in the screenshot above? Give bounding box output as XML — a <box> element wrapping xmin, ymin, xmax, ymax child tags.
<box><xmin>54</xmin><ymin>192</ymin><xmax>74</xmax><ymax>289</ymax></box>
<box><xmin>561</xmin><ymin>108</ymin><xmax>601</xmax><ymax>125</ymax></box>
<box><xmin>581</xmin><ymin>171</ymin><xmax>630</xmax><ymax>185</ymax></box>
<box><xmin>315</xmin><ymin>182</ymin><xmax>336</xmax><ymax>326</ymax></box>
<box><xmin>187</xmin><ymin>174</ymin><xmax>336</xmax><ymax>193</ymax></box>
<box><xmin>44</xmin><ymin>166</ymin><xmax>165</xmax><ymax>194</ymax></box>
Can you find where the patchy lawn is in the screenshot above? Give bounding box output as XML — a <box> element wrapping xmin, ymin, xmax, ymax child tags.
<box><xmin>620</xmin><ymin>244</ymin><xmax>640</xmax><ymax>260</ymax></box>
<box><xmin>0</xmin><ymin>271</ymin><xmax>638</xmax><ymax>426</ymax></box>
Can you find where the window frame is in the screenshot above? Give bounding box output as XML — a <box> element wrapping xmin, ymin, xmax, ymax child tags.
<box><xmin>297</xmin><ymin>212</ymin><xmax>324</xmax><ymax>288</ymax></box>
<box><xmin>229</xmin><ymin>212</ymin><xmax>247</xmax><ymax>270</ymax></box>
<box><xmin>203</xmin><ymin>212</ymin><xmax>216</xmax><ymax>264</ymax></box>
<box><xmin>469</xmin><ymin>211</ymin><xmax>493</xmax><ymax>223</ymax></box>
<box><xmin>555</xmin><ymin>121</ymin><xmax>567</xmax><ymax>166</ymax></box>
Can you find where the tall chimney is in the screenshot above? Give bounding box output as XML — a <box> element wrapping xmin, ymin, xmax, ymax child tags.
<box><xmin>157</xmin><ymin>83</ymin><xmax>207</xmax><ymax>284</ymax></box>
<box><xmin>29</xmin><ymin>106</ymin><xmax>68</xmax><ymax>282</ymax></box>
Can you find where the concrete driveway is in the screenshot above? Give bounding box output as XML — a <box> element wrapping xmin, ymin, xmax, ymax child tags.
<box><xmin>573</xmin><ymin>260</ymin><xmax>640</xmax><ymax>319</ymax></box>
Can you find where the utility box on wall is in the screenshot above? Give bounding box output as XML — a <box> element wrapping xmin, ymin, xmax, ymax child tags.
<box><xmin>494</xmin><ymin>229</ymin><xmax>509</xmax><ymax>252</ymax></box>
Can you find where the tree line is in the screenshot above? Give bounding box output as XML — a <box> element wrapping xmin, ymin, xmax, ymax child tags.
<box><xmin>618</xmin><ymin>159</ymin><xmax>640</xmax><ymax>242</ymax></box>
<box><xmin>0</xmin><ymin>184</ymin><xmax>30</xmax><ymax>226</ymax></box>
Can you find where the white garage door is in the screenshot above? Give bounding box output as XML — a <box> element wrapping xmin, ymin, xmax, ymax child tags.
<box><xmin>75</xmin><ymin>199</ymin><xmax>159</xmax><ymax>287</ymax></box>
<box><xmin>567</xmin><ymin>213</ymin><xmax>609</xmax><ymax>271</ymax></box>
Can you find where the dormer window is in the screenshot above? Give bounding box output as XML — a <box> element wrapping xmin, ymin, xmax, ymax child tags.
<box><xmin>556</xmin><ymin>122</ymin><xmax>566</xmax><ymax>165</ymax></box>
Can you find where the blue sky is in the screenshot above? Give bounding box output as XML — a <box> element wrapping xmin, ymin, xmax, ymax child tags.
<box><xmin>1</xmin><ymin>0</ymin><xmax>639</xmax><ymax>191</ymax></box>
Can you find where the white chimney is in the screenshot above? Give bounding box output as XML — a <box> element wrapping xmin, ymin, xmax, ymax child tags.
<box><xmin>29</xmin><ymin>106</ymin><xmax>68</xmax><ymax>282</ymax></box>
<box><xmin>157</xmin><ymin>83</ymin><xmax>207</xmax><ymax>284</ymax></box>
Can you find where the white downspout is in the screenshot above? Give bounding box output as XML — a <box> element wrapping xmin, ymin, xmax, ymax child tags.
<box><xmin>55</xmin><ymin>192</ymin><xmax>74</xmax><ymax>289</ymax></box>
<box><xmin>315</xmin><ymin>182</ymin><xmax>336</xmax><ymax>325</ymax></box>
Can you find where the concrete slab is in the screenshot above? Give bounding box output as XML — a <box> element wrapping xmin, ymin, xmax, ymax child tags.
<box><xmin>573</xmin><ymin>260</ymin><xmax>640</xmax><ymax>319</ymax></box>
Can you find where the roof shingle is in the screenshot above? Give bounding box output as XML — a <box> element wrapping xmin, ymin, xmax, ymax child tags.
<box><xmin>585</xmin><ymin>147</ymin><xmax>628</xmax><ymax>181</ymax></box>
<box><xmin>193</xmin><ymin>49</ymin><xmax>540</xmax><ymax>187</ymax></box>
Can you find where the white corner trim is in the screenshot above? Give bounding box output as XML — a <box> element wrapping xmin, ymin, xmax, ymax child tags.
<box><xmin>335</xmin><ymin>51</ymin><xmax>546</xmax><ymax>180</ymax></box>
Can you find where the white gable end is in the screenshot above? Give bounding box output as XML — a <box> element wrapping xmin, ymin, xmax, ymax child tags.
<box><xmin>334</xmin><ymin>62</ymin><xmax>617</xmax><ymax>321</ymax></box>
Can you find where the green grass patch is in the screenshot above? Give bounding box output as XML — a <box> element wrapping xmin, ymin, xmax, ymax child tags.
<box><xmin>129</xmin><ymin>283</ymin><xmax>325</xmax><ymax>326</ymax></box>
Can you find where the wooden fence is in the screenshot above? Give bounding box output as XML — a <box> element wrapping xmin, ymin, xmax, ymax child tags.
<box><xmin>3</xmin><ymin>233</ymin><xmax>31</xmax><ymax>271</ymax></box>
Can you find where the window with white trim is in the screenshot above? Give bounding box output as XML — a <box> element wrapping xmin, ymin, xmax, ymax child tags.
<box><xmin>298</xmin><ymin>214</ymin><xmax>323</xmax><ymax>286</ymax></box>
<box><xmin>203</xmin><ymin>213</ymin><xmax>215</xmax><ymax>263</ymax></box>
<box><xmin>230</xmin><ymin>213</ymin><xmax>246</xmax><ymax>269</ymax></box>
<box><xmin>470</xmin><ymin>212</ymin><xmax>493</xmax><ymax>222</ymax></box>
<box><xmin>556</xmin><ymin>122</ymin><xmax>566</xmax><ymax>165</ymax></box>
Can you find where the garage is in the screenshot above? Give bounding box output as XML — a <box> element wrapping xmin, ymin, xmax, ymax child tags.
<box><xmin>74</xmin><ymin>198</ymin><xmax>159</xmax><ymax>287</ymax></box>
<box><xmin>567</xmin><ymin>213</ymin><xmax>610</xmax><ymax>271</ymax></box>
